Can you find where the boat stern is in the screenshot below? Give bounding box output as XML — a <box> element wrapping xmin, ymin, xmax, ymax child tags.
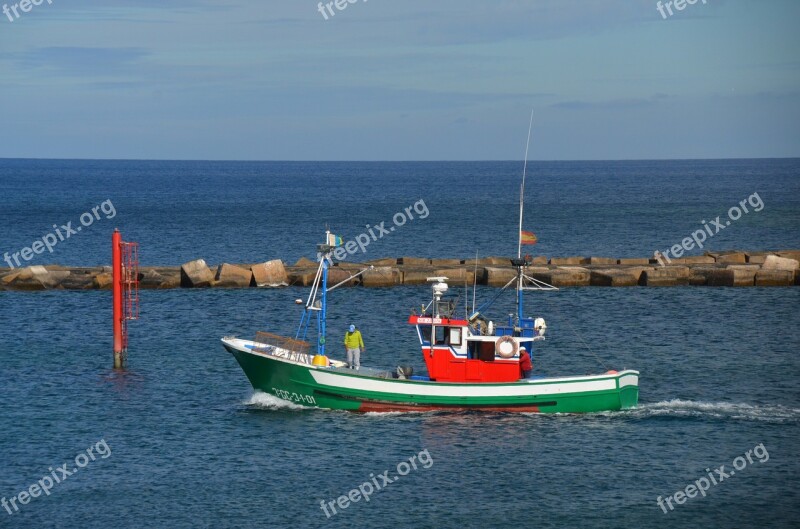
<box><xmin>616</xmin><ymin>370</ymin><xmax>640</xmax><ymax>409</ymax></box>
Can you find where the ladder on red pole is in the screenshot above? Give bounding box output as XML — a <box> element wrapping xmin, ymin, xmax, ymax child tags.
<box><xmin>121</xmin><ymin>240</ymin><xmax>139</xmax><ymax>350</ymax></box>
<box><xmin>113</xmin><ymin>230</ymin><xmax>139</xmax><ymax>368</ymax></box>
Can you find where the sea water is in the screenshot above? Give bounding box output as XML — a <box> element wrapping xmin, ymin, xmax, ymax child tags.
<box><xmin>1</xmin><ymin>159</ymin><xmax>798</xmax><ymax>528</ymax></box>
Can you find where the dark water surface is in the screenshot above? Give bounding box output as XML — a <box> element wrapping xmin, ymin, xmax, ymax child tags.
<box><xmin>1</xmin><ymin>158</ymin><xmax>799</xmax><ymax>267</ymax></box>
<box><xmin>1</xmin><ymin>159</ymin><xmax>799</xmax><ymax>528</ymax></box>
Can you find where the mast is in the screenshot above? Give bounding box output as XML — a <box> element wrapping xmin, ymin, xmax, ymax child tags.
<box><xmin>516</xmin><ymin>110</ymin><xmax>534</xmax><ymax>322</ymax></box>
<box><xmin>296</xmin><ymin>230</ymin><xmax>371</xmax><ymax>364</ymax></box>
<box><xmin>315</xmin><ymin>230</ymin><xmax>333</xmax><ymax>358</ymax></box>
<box><xmin>518</xmin><ymin>110</ymin><xmax>534</xmax><ymax>260</ymax></box>
<box><xmin>318</xmin><ymin>256</ymin><xmax>329</xmax><ymax>357</ymax></box>
<box><xmin>296</xmin><ymin>230</ymin><xmax>335</xmax><ymax>365</ymax></box>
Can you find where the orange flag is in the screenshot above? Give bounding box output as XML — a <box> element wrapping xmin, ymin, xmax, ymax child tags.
<box><xmin>520</xmin><ymin>231</ymin><xmax>538</xmax><ymax>245</ymax></box>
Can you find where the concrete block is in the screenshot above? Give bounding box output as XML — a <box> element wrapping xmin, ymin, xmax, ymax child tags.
<box><xmin>288</xmin><ymin>269</ymin><xmax>316</xmax><ymax>286</ymax></box>
<box><xmin>589</xmin><ymin>257</ymin><xmax>617</xmax><ymax>265</ymax></box>
<box><xmin>38</xmin><ymin>271</ymin><xmax>70</xmax><ymax>289</ymax></box>
<box><xmin>430</xmin><ymin>258</ymin><xmax>461</xmax><ymax>267</ymax></box>
<box><xmin>713</xmin><ymin>252</ymin><xmax>747</xmax><ymax>264</ymax></box>
<box><xmin>362</xmin><ymin>267</ymin><xmax>401</xmax><ymax>287</ymax></box>
<box><xmin>777</xmin><ymin>250</ymin><xmax>800</xmax><ymax>262</ymax></box>
<box><xmin>365</xmin><ymin>258</ymin><xmax>398</xmax><ymax>266</ymax></box>
<box><xmin>640</xmin><ymin>267</ymin><xmax>691</xmax><ymax>286</ymax></box>
<box><xmin>60</xmin><ymin>271</ymin><xmax>98</xmax><ymax>290</ymax></box>
<box><xmin>402</xmin><ymin>269</ymin><xmax>436</xmax><ymax>285</ymax></box>
<box><xmin>755</xmin><ymin>269</ymin><xmax>794</xmax><ymax>286</ymax></box>
<box><xmin>682</xmin><ymin>256</ymin><xmax>716</xmax><ymax>265</ymax></box>
<box><xmin>251</xmin><ymin>260</ymin><xmax>288</xmax><ymax>287</ymax></box>
<box><xmin>762</xmin><ymin>255</ymin><xmax>799</xmax><ymax>272</ymax></box>
<box><xmin>590</xmin><ymin>269</ymin><xmax>641</xmax><ymax>287</ymax></box>
<box><xmin>6</xmin><ymin>266</ymin><xmax>66</xmax><ymax>290</ymax></box>
<box><xmin>618</xmin><ymin>258</ymin><xmax>650</xmax><ymax>266</ymax></box>
<box><xmin>485</xmin><ymin>267</ymin><xmax>516</xmax><ymax>287</ymax></box>
<box><xmin>462</xmin><ymin>256</ymin><xmax>512</xmax><ymax>266</ymax></box>
<box><xmin>550</xmin><ymin>257</ymin><xmax>589</xmax><ymax>266</ymax></box>
<box><xmin>293</xmin><ymin>257</ymin><xmax>317</xmax><ymax>268</ymax></box>
<box><xmin>181</xmin><ymin>259</ymin><xmax>215</xmax><ymax>288</ymax></box>
<box><xmin>540</xmin><ymin>267</ymin><xmax>591</xmax><ymax>287</ymax></box>
<box><xmin>398</xmin><ymin>257</ymin><xmax>431</xmax><ymax>266</ymax></box>
<box><xmin>726</xmin><ymin>265</ymin><xmax>757</xmax><ymax>286</ymax></box>
<box><xmin>688</xmin><ymin>267</ymin><xmax>715</xmax><ymax>286</ymax></box>
<box><xmin>1</xmin><ymin>270</ymin><xmax>23</xmax><ymax>285</ymax></box>
<box><xmin>93</xmin><ymin>272</ymin><xmax>114</xmax><ymax>290</ymax></box>
<box><xmin>139</xmin><ymin>269</ymin><xmax>165</xmax><ymax>289</ymax></box>
<box><xmin>433</xmin><ymin>268</ymin><xmax>474</xmax><ymax>285</ymax></box>
<box><xmin>745</xmin><ymin>253</ymin><xmax>768</xmax><ymax>264</ymax></box>
<box><xmin>215</xmin><ymin>263</ymin><xmax>253</xmax><ymax>288</ymax></box>
<box><xmin>705</xmin><ymin>269</ymin><xmax>735</xmax><ymax>287</ymax></box>
<box><xmin>327</xmin><ymin>267</ymin><xmax>358</xmax><ymax>287</ymax></box>
<box><xmin>143</xmin><ymin>268</ymin><xmax>181</xmax><ymax>289</ymax></box>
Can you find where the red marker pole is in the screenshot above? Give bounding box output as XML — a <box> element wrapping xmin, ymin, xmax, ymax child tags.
<box><xmin>112</xmin><ymin>229</ymin><xmax>124</xmax><ymax>368</ymax></box>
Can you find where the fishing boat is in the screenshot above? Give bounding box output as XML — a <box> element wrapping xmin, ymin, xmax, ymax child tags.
<box><xmin>222</xmin><ymin>120</ymin><xmax>639</xmax><ymax>413</ymax></box>
<box><xmin>222</xmin><ymin>251</ymin><xmax>639</xmax><ymax>412</ymax></box>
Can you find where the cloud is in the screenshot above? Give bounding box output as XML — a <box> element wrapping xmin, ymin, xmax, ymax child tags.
<box><xmin>302</xmin><ymin>0</ymin><xmax>658</xmax><ymax>46</ymax></box>
<box><xmin>13</xmin><ymin>47</ymin><xmax>150</xmax><ymax>76</ymax></box>
<box><xmin>551</xmin><ymin>94</ymin><xmax>672</xmax><ymax>110</ymax></box>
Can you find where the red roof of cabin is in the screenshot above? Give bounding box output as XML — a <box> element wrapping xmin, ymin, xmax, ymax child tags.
<box><xmin>408</xmin><ymin>315</ymin><xmax>469</xmax><ymax>326</ymax></box>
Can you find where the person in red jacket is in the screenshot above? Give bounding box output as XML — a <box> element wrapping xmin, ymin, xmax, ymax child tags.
<box><xmin>519</xmin><ymin>349</ymin><xmax>533</xmax><ymax>379</ymax></box>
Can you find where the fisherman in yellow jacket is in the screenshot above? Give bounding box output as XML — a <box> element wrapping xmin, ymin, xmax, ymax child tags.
<box><xmin>344</xmin><ymin>324</ymin><xmax>365</xmax><ymax>370</ymax></box>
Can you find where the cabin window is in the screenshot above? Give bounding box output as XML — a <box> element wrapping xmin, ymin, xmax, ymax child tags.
<box><xmin>434</xmin><ymin>326</ymin><xmax>447</xmax><ymax>345</ymax></box>
<box><xmin>449</xmin><ymin>327</ymin><xmax>462</xmax><ymax>346</ymax></box>
<box><xmin>467</xmin><ymin>340</ymin><xmax>495</xmax><ymax>360</ymax></box>
<box><xmin>419</xmin><ymin>325</ymin><xmax>432</xmax><ymax>344</ymax></box>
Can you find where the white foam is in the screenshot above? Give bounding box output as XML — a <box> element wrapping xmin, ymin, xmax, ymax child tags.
<box><xmin>244</xmin><ymin>391</ymin><xmax>308</xmax><ymax>411</ymax></box>
<box><xmin>515</xmin><ymin>399</ymin><xmax>800</xmax><ymax>422</ymax></box>
<box><xmin>631</xmin><ymin>399</ymin><xmax>800</xmax><ymax>422</ymax></box>
<box><xmin>362</xmin><ymin>411</ymin><xmax>409</xmax><ymax>417</ymax></box>
<box><xmin>242</xmin><ymin>394</ymin><xmax>799</xmax><ymax>422</ymax></box>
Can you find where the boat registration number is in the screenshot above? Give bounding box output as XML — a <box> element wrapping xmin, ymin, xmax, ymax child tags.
<box><xmin>272</xmin><ymin>388</ymin><xmax>316</xmax><ymax>405</ymax></box>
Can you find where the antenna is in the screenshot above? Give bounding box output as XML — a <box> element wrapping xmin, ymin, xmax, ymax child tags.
<box><xmin>518</xmin><ymin>110</ymin><xmax>534</xmax><ymax>259</ymax></box>
<box><xmin>471</xmin><ymin>250</ymin><xmax>478</xmax><ymax>315</ymax></box>
<box><xmin>464</xmin><ymin>279</ymin><xmax>468</xmax><ymax>320</ymax></box>
<box><xmin>516</xmin><ymin>110</ymin><xmax>534</xmax><ymax>324</ymax></box>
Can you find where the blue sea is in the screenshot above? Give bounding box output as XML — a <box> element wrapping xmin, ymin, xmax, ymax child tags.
<box><xmin>1</xmin><ymin>159</ymin><xmax>799</xmax><ymax>528</ymax></box>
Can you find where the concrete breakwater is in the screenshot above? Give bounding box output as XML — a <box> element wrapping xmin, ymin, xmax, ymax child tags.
<box><xmin>1</xmin><ymin>251</ymin><xmax>799</xmax><ymax>291</ymax></box>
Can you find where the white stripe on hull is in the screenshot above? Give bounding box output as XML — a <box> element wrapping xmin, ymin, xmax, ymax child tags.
<box><xmin>310</xmin><ymin>370</ymin><xmax>619</xmax><ymax>398</ymax></box>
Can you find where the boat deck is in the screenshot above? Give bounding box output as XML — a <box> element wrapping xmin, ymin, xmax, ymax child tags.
<box><xmin>229</xmin><ymin>337</ymin><xmax>605</xmax><ymax>385</ymax></box>
<box><xmin>326</xmin><ymin>365</ymin><xmax>394</xmax><ymax>379</ymax></box>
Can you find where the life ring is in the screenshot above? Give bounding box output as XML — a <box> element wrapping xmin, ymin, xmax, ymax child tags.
<box><xmin>495</xmin><ymin>336</ymin><xmax>519</xmax><ymax>358</ymax></box>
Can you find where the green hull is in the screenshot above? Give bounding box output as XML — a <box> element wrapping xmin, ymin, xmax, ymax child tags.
<box><xmin>223</xmin><ymin>338</ymin><xmax>639</xmax><ymax>413</ymax></box>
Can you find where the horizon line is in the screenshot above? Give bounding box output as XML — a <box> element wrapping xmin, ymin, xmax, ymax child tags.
<box><xmin>1</xmin><ymin>156</ymin><xmax>799</xmax><ymax>163</ymax></box>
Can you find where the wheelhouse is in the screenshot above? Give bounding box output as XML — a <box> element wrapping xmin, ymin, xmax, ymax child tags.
<box><xmin>408</xmin><ymin>278</ymin><xmax>545</xmax><ymax>383</ymax></box>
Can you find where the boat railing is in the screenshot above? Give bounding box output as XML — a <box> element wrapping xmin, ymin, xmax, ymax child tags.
<box><xmin>328</xmin><ymin>365</ymin><xmax>394</xmax><ymax>379</ymax></box>
<box><xmin>432</xmin><ymin>293</ymin><xmax>460</xmax><ymax>319</ymax></box>
<box><xmin>252</xmin><ymin>332</ymin><xmax>312</xmax><ymax>364</ymax></box>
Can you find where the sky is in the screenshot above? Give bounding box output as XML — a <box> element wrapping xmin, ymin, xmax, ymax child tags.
<box><xmin>0</xmin><ymin>0</ymin><xmax>798</xmax><ymax>161</ymax></box>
